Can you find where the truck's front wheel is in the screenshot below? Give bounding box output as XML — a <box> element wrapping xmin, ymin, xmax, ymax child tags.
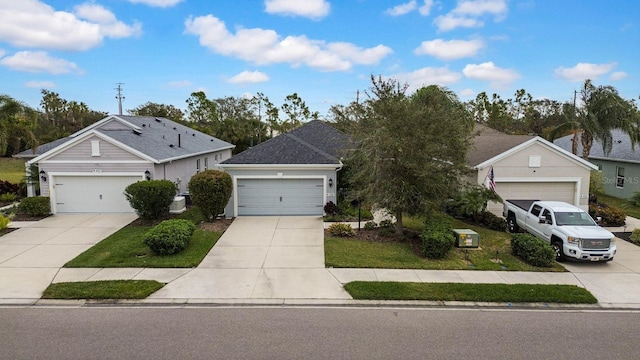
<box><xmin>552</xmin><ymin>241</ymin><xmax>566</xmax><ymax>262</ymax></box>
<box><xmin>507</xmin><ymin>216</ymin><xmax>519</xmax><ymax>233</ymax></box>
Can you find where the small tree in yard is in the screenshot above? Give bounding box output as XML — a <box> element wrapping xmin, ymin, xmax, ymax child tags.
<box><xmin>124</xmin><ymin>180</ymin><xmax>177</xmax><ymax>220</ymax></box>
<box><xmin>188</xmin><ymin>169</ymin><xmax>232</xmax><ymax>221</ymax></box>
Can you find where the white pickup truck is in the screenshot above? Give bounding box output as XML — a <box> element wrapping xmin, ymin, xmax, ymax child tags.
<box><xmin>503</xmin><ymin>200</ymin><xmax>616</xmax><ymax>262</ymax></box>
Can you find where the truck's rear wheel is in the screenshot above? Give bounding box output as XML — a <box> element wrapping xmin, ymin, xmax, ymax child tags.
<box><xmin>552</xmin><ymin>241</ymin><xmax>566</xmax><ymax>262</ymax></box>
<box><xmin>507</xmin><ymin>216</ymin><xmax>519</xmax><ymax>233</ymax></box>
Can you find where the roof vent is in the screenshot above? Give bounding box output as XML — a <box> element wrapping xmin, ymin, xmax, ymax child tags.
<box><xmin>132</xmin><ymin>129</ymin><xmax>142</xmax><ymax>136</ymax></box>
<box><xmin>169</xmin><ymin>144</ymin><xmax>174</xmax><ymax>148</ymax></box>
<box><xmin>173</xmin><ymin>127</ymin><xmax>177</xmax><ymax>130</ymax></box>
<box><xmin>192</xmin><ymin>133</ymin><xmax>195</xmax><ymax>137</ymax></box>
<box><xmin>142</xmin><ymin>124</ymin><xmax>146</xmax><ymax>127</ymax></box>
<box><xmin>155</xmin><ymin>118</ymin><xmax>162</xmax><ymax>123</ymax></box>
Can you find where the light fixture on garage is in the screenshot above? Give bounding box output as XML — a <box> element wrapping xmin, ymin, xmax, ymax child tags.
<box><xmin>144</xmin><ymin>170</ymin><xmax>151</xmax><ymax>181</ymax></box>
<box><xmin>328</xmin><ymin>178</ymin><xmax>333</xmax><ymax>188</ymax></box>
<box><xmin>39</xmin><ymin>170</ymin><xmax>46</xmax><ymax>182</ymax></box>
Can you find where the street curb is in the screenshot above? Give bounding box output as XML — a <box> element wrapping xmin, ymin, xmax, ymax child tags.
<box><xmin>3</xmin><ymin>298</ymin><xmax>637</xmax><ymax>311</ymax></box>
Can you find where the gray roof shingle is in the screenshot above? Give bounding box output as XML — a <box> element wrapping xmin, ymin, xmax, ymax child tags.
<box><xmin>221</xmin><ymin>120</ymin><xmax>350</xmax><ymax>165</ymax></box>
<box><xmin>554</xmin><ymin>129</ymin><xmax>640</xmax><ymax>163</ymax></box>
<box><xmin>466</xmin><ymin>124</ymin><xmax>535</xmax><ymax>167</ymax></box>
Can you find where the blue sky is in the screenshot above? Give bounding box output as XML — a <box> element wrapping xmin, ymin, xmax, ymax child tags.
<box><xmin>1</xmin><ymin>0</ymin><xmax>638</xmax><ymax>116</ymax></box>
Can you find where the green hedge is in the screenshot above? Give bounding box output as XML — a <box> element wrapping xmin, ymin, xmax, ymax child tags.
<box><xmin>421</xmin><ymin>213</ymin><xmax>455</xmax><ymax>259</ymax></box>
<box><xmin>143</xmin><ymin>219</ymin><xmax>196</xmax><ymax>255</ymax></box>
<box><xmin>124</xmin><ymin>180</ymin><xmax>177</xmax><ymax>220</ymax></box>
<box><xmin>18</xmin><ymin>196</ymin><xmax>50</xmax><ymax>216</ymax></box>
<box><xmin>510</xmin><ymin>233</ymin><xmax>555</xmax><ymax>267</ymax></box>
<box><xmin>188</xmin><ymin>170</ymin><xmax>232</xmax><ymax>220</ymax></box>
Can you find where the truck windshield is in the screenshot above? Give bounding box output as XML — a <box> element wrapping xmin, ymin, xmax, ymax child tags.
<box><xmin>554</xmin><ymin>212</ymin><xmax>596</xmax><ymax>226</ymax></box>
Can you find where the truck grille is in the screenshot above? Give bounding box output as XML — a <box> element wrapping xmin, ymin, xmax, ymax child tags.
<box><xmin>581</xmin><ymin>238</ymin><xmax>611</xmax><ymax>250</ymax></box>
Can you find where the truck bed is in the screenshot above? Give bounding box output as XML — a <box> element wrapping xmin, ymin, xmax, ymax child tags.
<box><xmin>505</xmin><ymin>199</ymin><xmax>540</xmax><ymax>211</ymax></box>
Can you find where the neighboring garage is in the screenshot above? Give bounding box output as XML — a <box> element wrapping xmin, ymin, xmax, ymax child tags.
<box><xmin>237</xmin><ymin>179</ymin><xmax>324</xmax><ymax>216</ymax></box>
<box><xmin>51</xmin><ymin>174</ymin><xmax>141</xmax><ymax>213</ymax></box>
<box><xmin>469</xmin><ymin>125</ymin><xmax>597</xmax><ymax>215</ymax></box>
<box><xmin>220</xmin><ymin>120</ymin><xmax>351</xmax><ymax>217</ymax></box>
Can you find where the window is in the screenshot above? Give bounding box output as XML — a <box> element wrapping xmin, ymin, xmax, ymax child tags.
<box><xmin>541</xmin><ymin>209</ymin><xmax>552</xmax><ymax>224</ymax></box>
<box><xmin>616</xmin><ymin>167</ymin><xmax>625</xmax><ymax>188</ymax></box>
<box><xmin>91</xmin><ymin>140</ymin><xmax>100</xmax><ymax>157</ymax></box>
<box><xmin>196</xmin><ymin>159</ymin><xmax>201</xmax><ymax>173</ymax></box>
<box><xmin>530</xmin><ymin>205</ymin><xmax>542</xmax><ymax>217</ymax></box>
<box><xmin>204</xmin><ymin>157</ymin><xmax>208</xmax><ymax>170</ymax></box>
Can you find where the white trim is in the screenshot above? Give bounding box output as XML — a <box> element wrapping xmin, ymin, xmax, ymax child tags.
<box><xmin>38</xmin><ymin>160</ymin><xmax>152</xmax><ymax>164</ymax></box>
<box><xmin>91</xmin><ymin>140</ymin><xmax>100</xmax><ymax>157</ymax></box>
<box><xmin>68</xmin><ymin>115</ymin><xmax>141</xmax><ymax>138</ymax></box>
<box><xmin>221</xmin><ymin>164</ymin><xmax>339</xmax><ymax>171</ymax></box>
<box><xmin>496</xmin><ymin>177</ymin><xmax>582</xmax><ymax>207</ymax></box>
<box><xmin>161</xmin><ymin>146</ymin><xmax>235</xmax><ymax>163</ymax></box>
<box><xmin>475</xmin><ymin>136</ymin><xmax>598</xmax><ymax>171</ymax></box>
<box><xmin>48</xmin><ymin>172</ymin><xmax>144</xmax><ymax>214</ymax></box>
<box><xmin>232</xmin><ymin>175</ymin><xmax>327</xmax><ymax>216</ymax></box>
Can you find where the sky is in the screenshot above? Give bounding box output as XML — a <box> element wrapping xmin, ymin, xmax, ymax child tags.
<box><xmin>0</xmin><ymin>0</ymin><xmax>639</xmax><ymax>117</ymax></box>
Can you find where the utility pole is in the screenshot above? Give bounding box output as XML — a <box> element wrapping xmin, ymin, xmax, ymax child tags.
<box><xmin>115</xmin><ymin>83</ymin><xmax>125</xmax><ymax>115</ymax></box>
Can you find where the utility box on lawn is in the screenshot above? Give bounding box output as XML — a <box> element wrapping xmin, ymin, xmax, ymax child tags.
<box><xmin>453</xmin><ymin>229</ymin><xmax>479</xmax><ymax>248</ymax></box>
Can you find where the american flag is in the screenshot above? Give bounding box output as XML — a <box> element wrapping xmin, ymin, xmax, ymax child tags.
<box><xmin>488</xmin><ymin>166</ymin><xmax>496</xmax><ymax>192</ymax></box>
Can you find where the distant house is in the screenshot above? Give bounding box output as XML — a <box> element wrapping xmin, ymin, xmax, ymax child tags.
<box><xmin>16</xmin><ymin>115</ymin><xmax>234</xmax><ymax>214</ymax></box>
<box><xmin>554</xmin><ymin>129</ymin><xmax>640</xmax><ymax>199</ymax></box>
<box><xmin>469</xmin><ymin>124</ymin><xmax>597</xmax><ymax>214</ymax></box>
<box><xmin>219</xmin><ymin>120</ymin><xmax>350</xmax><ymax>217</ymax></box>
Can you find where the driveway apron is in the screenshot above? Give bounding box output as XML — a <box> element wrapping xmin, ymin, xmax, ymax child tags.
<box><xmin>0</xmin><ymin>214</ymin><xmax>137</xmax><ymax>302</ymax></box>
<box><xmin>149</xmin><ymin>216</ymin><xmax>351</xmax><ymax>300</ymax></box>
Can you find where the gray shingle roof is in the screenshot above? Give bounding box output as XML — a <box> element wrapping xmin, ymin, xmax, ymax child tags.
<box><xmin>466</xmin><ymin>124</ymin><xmax>535</xmax><ymax>167</ymax></box>
<box><xmin>554</xmin><ymin>129</ymin><xmax>640</xmax><ymax>163</ymax></box>
<box><xmin>15</xmin><ymin>115</ymin><xmax>234</xmax><ymax>163</ymax></box>
<box><xmin>221</xmin><ymin>120</ymin><xmax>350</xmax><ymax>165</ymax></box>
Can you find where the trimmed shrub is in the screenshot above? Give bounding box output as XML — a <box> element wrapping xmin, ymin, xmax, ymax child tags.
<box><xmin>143</xmin><ymin>219</ymin><xmax>196</xmax><ymax>255</ymax></box>
<box><xmin>18</xmin><ymin>196</ymin><xmax>50</xmax><ymax>216</ymax></box>
<box><xmin>124</xmin><ymin>180</ymin><xmax>177</xmax><ymax>220</ymax></box>
<box><xmin>324</xmin><ymin>201</ymin><xmax>339</xmax><ymax>216</ymax></box>
<box><xmin>589</xmin><ymin>204</ymin><xmax>625</xmax><ymax>226</ymax></box>
<box><xmin>364</xmin><ymin>221</ymin><xmax>376</xmax><ymax>230</ymax></box>
<box><xmin>0</xmin><ymin>193</ymin><xmax>18</xmax><ymax>202</ymax></box>
<box><xmin>511</xmin><ymin>233</ymin><xmax>555</xmax><ymax>267</ymax></box>
<box><xmin>421</xmin><ymin>212</ymin><xmax>455</xmax><ymax>259</ymax></box>
<box><xmin>477</xmin><ymin>211</ymin><xmax>506</xmax><ymax>231</ymax></box>
<box><xmin>0</xmin><ymin>180</ymin><xmax>20</xmax><ymax>195</ymax></box>
<box><xmin>629</xmin><ymin>229</ymin><xmax>640</xmax><ymax>246</ymax></box>
<box><xmin>188</xmin><ymin>170</ymin><xmax>232</xmax><ymax>221</ymax></box>
<box><xmin>0</xmin><ymin>215</ymin><xmax>10</xmax><ymax>230</ymax></box>
<box><xmin>327</xmin><ymin>223</ymin><xmax>355</xmax><ymax>237</ymax></box>
<box><xmin>378</xmin><ymin>219</ymin><xmax>393</xmax><ymax>228</ymax></box>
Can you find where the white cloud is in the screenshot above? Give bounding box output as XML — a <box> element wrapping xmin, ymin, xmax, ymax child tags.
<box><xmin>227</xmin><ymin>70</ymin><xmax>270</xmax><ymax>84</ymax></box>
<box><xmin>391</xmin><ymin>67</ymin><xmax>462</xmax><ymax>92</ymax></box>
<box><xmin>459</xmin><ymin>88</ymin><xmax>476</xmax><ymax>97</ymax></box>
<box><xmin>127</xmin><ymin>0</ymin><xmax>183</xmax><ymax>7</ymax></box>
<box><xmin>184</xmin><ymin>15</ymin><xmax>392</xmax><ymax>72</ymax></box>
<box><xmin>0</xmin><ymin>51</ymin><xmax>81</xmax><ymax>74</ymax></box>
<box><xmin>419</xmin><ymin>0</ymin><xmax>435</xmax><ymax>15</ymax></box>
<box><xmin>264</xmin><ymin>0</ymin><xmax>330</xmax><ymax>19</ymax></box>
<box><xmin>25</xmin><ymin>80</ymin><xmax>55</xmax><ymax>88</ymax></box>
<box><xmin>610</xmin><ymin>71</ymin><xmax>627</xmax><ymax>81</ymax></box>
<box><xmin>0</xmin><ymin>1</ymin><xmax>141</xmax><ymax>51</ymax></box>
<box><xmin>463</xmin><ymin>61</ymin><xmax>520</xmax><ymax>88</ymax></box>
<box><xmin>386</xmin><ymin>1</ymin><xmax>417</xmax><ymax>16</ymax></box>
<box><xmin>434</xmin><ymin>0</ymin><xmax>508</xmax><ymax>32</ymax></box>
<box><xmin>167</xmin><ymin>80</ymin><xmax>192</xmax><ymax>88</ymax></box>
<box><xmin>415</xmin><ymin>39</ymin><xmax>484</xmax><ymax>60</ymax></box>
<box><xmin>0</xmin><ymin>49</ymin><xmax>5</xmax><ymax>58</ymax></box>
<box><xmin>554</xmin><ymin>62</ymin><xmax>617</xmax><ymax>82</ymax></box>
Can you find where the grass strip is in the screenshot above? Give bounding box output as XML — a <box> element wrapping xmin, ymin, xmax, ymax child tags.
<box><xmin>65</xmin><ymin>227</ymin><xmax>220</xmax><ymax>268</ymax></box>
<box><xmin>42</xmin><ymin>280</ymin><xmax>163</xmax><ymax>300</ymax></box>
<box><xmin>344</xmin><ymin>282</ymin><xmax>597</xmax><ymax>304</ymax></box>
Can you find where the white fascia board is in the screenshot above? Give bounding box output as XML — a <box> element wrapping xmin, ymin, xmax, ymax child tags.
<box><xmin>160</xmin><ymin>145</ymin><xmax>236</xmax><ymax>163</ymax></box>
<box><xmin>30</xmin><ymin>130</ymin><xmax>158</xmax><ymax>165</ymax></box>
<box><xmin>587</xmin><ymin>156</ymin><xmax>640</xmax><ymax>165</ymax></box>
<box><xmin>68</xmin><ymin>115</ymin><xmax>141</xmax><ymax>138</ymax></box>
<box><xmin>218</xmin><ymin>163</ymin><xmax>340</xmax><ymax>171</ymax></box>
<box><xmin>475</xmin><ymin>136</ymin><xmax>598</xmax><ymax>171</ymax></box>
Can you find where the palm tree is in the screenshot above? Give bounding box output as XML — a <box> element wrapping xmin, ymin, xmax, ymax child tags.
<box><xmin>549</xmin><ymin>80</ymin><xmax>638</xmax><ymax>159</ymax></box>
<box><xmin>0</xmin><ymin>95</ymin><xmax>38</xmax><ymax>156</ymax></box>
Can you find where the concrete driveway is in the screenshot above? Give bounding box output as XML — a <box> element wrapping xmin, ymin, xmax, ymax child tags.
<box><xmin>0</xmin><ymin>214</ymin><xmax>137</xmax><ymax>302</ymax></box>
<box><xmin>149</xmin><ymin>216</ymin><xmax>351</xmax><ymax>300</ymax></box>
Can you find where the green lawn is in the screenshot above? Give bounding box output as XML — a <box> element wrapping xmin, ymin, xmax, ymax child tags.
<box><xmin>42</xmin><ymin>280</ymin><xmax>164</xmax><ymax>299</ymax></box>
<box><xmin>344</xmin><ymin>282</ymin><xmax>597</xmax><ymax>304</ymax></box>
<box><xmin>325</xmin><ymin>216</ymin><xmax>565</xmax><ymax>271</ymax></box>
<box><xmin>65</xmin><ymin>226</ymin><xmax>221</xmax><ymax>268</ymax></box>
<box><xmin>596</xmin><ymin>193</ymin><xmax>640</xmax><ymax>219</ymax></box>
<box><xmin>0</xmin><ymin>157</ymin><xmax>26</xmax><ymax>183</ymax></box>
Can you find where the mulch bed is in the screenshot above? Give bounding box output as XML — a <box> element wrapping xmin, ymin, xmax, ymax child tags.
<box><xmin>199</xmin><ymin>218</ymin><xmax>234</xmax><ymax>233</ymax></box>
<box><xmin>5</xmin><ymin>213</ymin><xmax>51</xmax><ymax>222</ymax></box>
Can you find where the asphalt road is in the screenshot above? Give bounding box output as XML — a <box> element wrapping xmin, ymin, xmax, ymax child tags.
<box><xmin>2</xmin><ymin>306</ymin><xmax>639</xmax><ymax>359</ymax></box>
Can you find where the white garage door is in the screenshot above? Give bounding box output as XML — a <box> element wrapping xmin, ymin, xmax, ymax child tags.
<box><xmin>237</xmin><ymin>178</ymin><xmax>324</xmax><ymax>216</ymax></box>
<box><xmin>487</xmin><ymin>182</ymin><xmax>576</xmax><ymax>214</ymax></box>
<box><xmin>54</xmin><ymin>175</ymin><xmax>141</xmax><ymax>213</ymax></box>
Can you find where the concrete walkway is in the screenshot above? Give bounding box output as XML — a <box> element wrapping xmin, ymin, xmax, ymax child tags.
<box><xmin>2</xmin><ymin>215</ymin><xmax>640</xmax><ymax>308</ymax></box>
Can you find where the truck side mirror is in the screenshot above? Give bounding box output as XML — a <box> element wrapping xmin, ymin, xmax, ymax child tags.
<box><xmin>539</xmin><ymin>215</ymin><xmax>546</xmax><ymax>224</ymax></box>
<box><xmin>596</xmin><ymin>216</ymin><xmax>602</xmax><ymax>224</ymax></box>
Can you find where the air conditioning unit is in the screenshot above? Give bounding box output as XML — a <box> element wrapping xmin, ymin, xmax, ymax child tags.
<box><xmin>453</xmin><ymin>229</ymin><xmax>479</xmax><ymax>248</ymax></box>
